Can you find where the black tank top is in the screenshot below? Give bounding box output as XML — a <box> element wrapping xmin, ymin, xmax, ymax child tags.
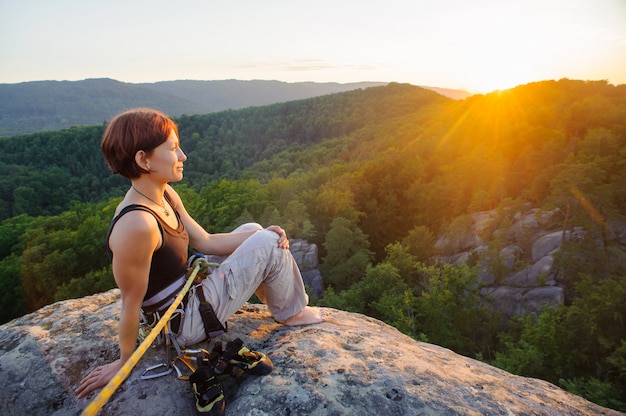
<box><xmin>105</xmin><ymin>192</ymin><xmax>189</xmax><ymax>301</ymax></box>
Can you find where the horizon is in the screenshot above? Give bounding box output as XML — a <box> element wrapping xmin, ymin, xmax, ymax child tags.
<box><xmin>0</xmin><ymin>77</ymin><xmax>475</xmax><ymax>94</ymax></box>
<box><xmin>2</xmin><ymin>76</ymin><xmax>623</xmax><ymax>97</ymax></box>
<box><xmin>1</xmin><ymin>0</ymin><xmax>625</xmax><ymax>94</ymax></box>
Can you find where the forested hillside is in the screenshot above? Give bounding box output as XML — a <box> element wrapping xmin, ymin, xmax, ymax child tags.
<box><xmin>0</xmin><ymin>78</ymin><xmax>387</xmax><ymax>136</ymax></box>
<box><xmin>1</xmin><ymin>80</ymin><xmax>625</xmax><ymax>410</ymax></box>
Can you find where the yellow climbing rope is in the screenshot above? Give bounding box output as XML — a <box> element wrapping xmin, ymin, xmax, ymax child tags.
<box><xmin>81</xmin><ymin>261</ymin><xmax>203</xmax><ymax>416</ymax></box>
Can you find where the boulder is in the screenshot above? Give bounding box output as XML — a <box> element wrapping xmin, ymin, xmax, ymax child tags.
<box><xmin>511</xmin><ymin>208</ymin><xmax>562</xmax><ymax>232</ymax></box>
<box><xmin>521</xmin><ymin>286</ymin><xmax>565</xmax><ymax>314</ymax></box>
<box><xmin>290</xmin><ymin>239</ymin><xmax>323</xmax><ymax>297</ymax></box>
<box><xmin>472</xmin><ymin>210</ymin><xmax>499</xmax><ymax>241</ymax></box>
<box><xmin>503</xmin><ymin>255</ymin><xmax>555</xmax><ymax>288</ymax></box>
<box><xmin>481</xmin><ymin>284</ymin><xmax>565</xmax><ymax>317</ymax></box>
<box><xmin>531</xmin><ymin>228</ymin><xmax>585</xmax><ymax>260</ymax></box>
<box><xmin>499</xmin><ymin>244</ymin><xmax>522</xmax><ymax>272</ymax></box>
<box><xmin>289</xmin><ymin>239</ymin><xmax>319</xmax><ymax>271</ymax></box>
<box><xmin>1</xmin><ymin>290</ymin><xmax>621</xmax><ymax>416</ymax></box>
<box><xmin>481</xmin><ymin>286</ymin><xmax>524</xmax><ymax>316</ymax></box>
<box><xmin>435</xmin><ymin>211</ymin><xmax>499</xmax><ymax>255</ymax></box>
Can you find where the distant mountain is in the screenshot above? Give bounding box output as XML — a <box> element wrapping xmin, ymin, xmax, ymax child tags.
<box><xmin>423</xmin><ymin>86</ymin><xmax>472</xmax><ymax>100</ymax></box>
<box><xmin>0</xmin><ymin>78</ymin><xmax>470</xmax><ymax>137</ymax></box>
<box><xmin>0</xmin><ymin>79</ymin><xmax>383</xmax><ymax>137</ymax></box>
<box><xmin>136</xmin><ymin>79</ymin><xmax>389</xmax><ymax>112</ymax></box>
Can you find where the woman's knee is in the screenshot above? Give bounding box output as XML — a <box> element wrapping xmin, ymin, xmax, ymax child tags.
<box><xmin>232</xmin><ymin>222</ymin><xmax>263</xmax><ymax>233</ymax></box>
<box><xmin>253</xmin><ymin>229</ymin><xmax>281</xmax><ymax>248</ymax></box>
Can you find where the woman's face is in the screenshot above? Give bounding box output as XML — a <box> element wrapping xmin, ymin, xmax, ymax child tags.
<box><xmin>144</xmin><ymin>129</ymin><xmax>187</xmax><ymax>182</ymax></box>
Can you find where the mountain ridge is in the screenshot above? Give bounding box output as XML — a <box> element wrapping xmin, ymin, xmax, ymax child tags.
<box><xmin>0</xmin><ymin>78</ymin><xmax>470</xmax><ymax>136</ymax></box>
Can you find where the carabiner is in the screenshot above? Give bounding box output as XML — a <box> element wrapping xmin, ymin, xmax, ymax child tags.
<box><xmin>140</xmin><ymin>362</ymin><xmax>173</xmax><ymax>380</ymax></box>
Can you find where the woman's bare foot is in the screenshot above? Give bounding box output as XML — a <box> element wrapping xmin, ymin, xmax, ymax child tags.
<box><xmin>283</xmin><ymin>307</ymin><xmax>324</xmax><ymax>326</ymax></box>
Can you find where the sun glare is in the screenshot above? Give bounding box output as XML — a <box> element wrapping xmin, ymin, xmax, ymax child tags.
<box><xmin>463</xmin><ymin>52</ymin><xmax>541</xmax><ymax>94</ymax></box>
<box><xmin>471</xmin><ymin>75</ymin><xmax>526</xmax><ymax>94</ymax></box>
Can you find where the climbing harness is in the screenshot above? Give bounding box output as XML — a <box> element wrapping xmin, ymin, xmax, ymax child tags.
<box><xmin>81</xmin><ymin>255</ymin><xmax>273</xmax><ymax>415</ymax></box>
<box><xmin>81</xmin><ymin>259</ymin><xmax>204</xmax><ymax>416</ymax></box>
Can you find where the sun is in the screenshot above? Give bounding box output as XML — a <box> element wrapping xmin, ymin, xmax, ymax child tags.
<box><xmin>470</xmin><ymin>76</ymin><xmax>526</xmax><ymax>94</ymax></box>
<box><xmin>463</xmin><ymin>59</ymin><xmax>537</xmax><ymax>94</ymax></box>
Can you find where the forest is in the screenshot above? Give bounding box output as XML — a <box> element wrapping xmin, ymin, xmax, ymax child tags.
<box><xmin>0</xmin><ymin>78</ymin><xmax>387</xmax><ymax>136</ymax></box>
<box><xmin>0</xmin><ymin>80</ymin><xmax>625</xmax><ymax>410</ymax></box>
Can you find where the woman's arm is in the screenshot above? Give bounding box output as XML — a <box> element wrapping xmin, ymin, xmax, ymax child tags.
<box><xmin>111</xmin><ymin>212</ymin><xmax>156</xmax><ymax>362</ymax></box>
<box><xmin>165</xmin><ymin>185</ymin><xmax>289</xmax><ymax>253</ymax></box>
<box><xmin>76</xmin><ymin>210</ymin><xmax>158</xmax><ymax>398</ymax></box>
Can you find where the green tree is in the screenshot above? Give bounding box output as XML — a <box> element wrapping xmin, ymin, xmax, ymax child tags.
<box><xmin>382</xmin><ymin>242</ymin><xmax>429</xmax><ymax>289</ymax></box>
<box><xmin>401</xmin><ymin>225</ymin><xmax>435</xmax><ymax>262</ymax></box>
<box><xmin>565</xmin><ymin>274</ymin><xmax>626</xmax><ymax>383</ymax></box>
<box><xmin>20</xmin><ymin>201</ymin><xmax>114</xmax><ymax>311</ymax></box>
<box><xmin>0</xmin><ymin>254</ymin><xmax>24</xmax><ymax>323</ymax></box>
<box><xmin>193</xmin><ymin>179</ymin><xmax>270</xmax><ymax>232</ymax></box>
<box><xmin>373</xmin><ymin>289</ymin><xmax>420</xmax><ymax>338</ymax></box>
<box><xmin>416</xmin><ymin>263</ymin><xmax>495</xmax><ymax>357</ymax></box>
<box><xmin>493</xmin><ymin>305</ymin><xmax>573</xmax><ymax>382</ymax></box>
<box><xmin>321</xmin><ymin>262</ymin><xmax>409</xmax><ymax>321</ymax></box>
<box><xmin>281</xmin><ymin>199</ymin><xmax>316</xmax><ymax>240</ymax></box>
<box><xmin>54</xmin><ymin>267</ymin><xmax>115</xmax><ymax>302</ymax></box>
<box><xmin>320</xmin><ymin>217</ymin><xmax>373</xmax><ymax>291</ymax></box>
<box><xmin>492</xmin><ymin>273</ymin><xmax>626</xmax><ymax>411</ymax></box>
<box><xmin>560</xmin><ymin>378</ymin><xmax>626</xmax><ymax>412</ymax></box>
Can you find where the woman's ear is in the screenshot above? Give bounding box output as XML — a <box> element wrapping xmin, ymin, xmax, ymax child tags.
<box><xmin>135</xmin><ymin>150</ymin><xmax>150</xmax><ymax>171</ymax></box>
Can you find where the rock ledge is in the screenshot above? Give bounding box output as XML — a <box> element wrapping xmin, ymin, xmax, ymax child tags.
<box><xmin>0</xmin><ymin>289</ymin><xmax>622</xmax><ymax>416</ymax></box>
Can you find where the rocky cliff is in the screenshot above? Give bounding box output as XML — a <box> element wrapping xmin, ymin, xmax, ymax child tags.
<box><xmin>435</xmin><ymin>206</ymin><xmax>626</xmax><ymax>317</ymax></box>
<box><xmin>1</xmin><ymin>290</ymin><xmax>622</xmax><ymax>416</ymax></box>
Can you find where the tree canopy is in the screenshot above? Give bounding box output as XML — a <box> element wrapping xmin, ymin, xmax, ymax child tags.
<box><xmin>1</xmin><ymin>80</ymin><xmax>625</xmax><ymax>410</ymax></box>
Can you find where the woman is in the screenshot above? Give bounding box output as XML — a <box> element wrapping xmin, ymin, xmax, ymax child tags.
<box><xmin>76</xmin><ymin>108</ymin><xmax>323</xmax><ymax>399</ymax></box>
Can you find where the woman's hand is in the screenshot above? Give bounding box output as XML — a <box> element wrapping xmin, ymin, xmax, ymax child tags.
<box><xmin>266</xmin><ymin>225</ymin><xmax>289</xmax><ymax>249</ymax></box>
<box><xmin>75</xmin><ymin>359</ymin><xmax>123</xmax><ymax>399</ymax></box>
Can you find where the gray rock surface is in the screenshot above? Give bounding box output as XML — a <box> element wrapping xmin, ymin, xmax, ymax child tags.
<box><xmin>435</xmin><ymin>207</ymin><xmax>626</xmax><ymax>317</ymax></box>
<box><xmin>1</xmin><ymin>290</ymin><xmax>622</xmax><ymax>416</ymax></box>
<box><xmin>289</xmin><ymin>239</ymin><xmax>319</xmax><ymax>271</ymax></box>
<box><xmin>503</xmin><ymin>254</ymin><xmax>555</xmax><ymax>287</ymax></box>
<box><xmin>290</xmin><ymin>239</ymin><xmax>323</xmax><ymax>298</ymax></box>
<box><xmin>531</xmin><ymin>228</ymin><xmax>584</xmax><ymax>261</ymax></box>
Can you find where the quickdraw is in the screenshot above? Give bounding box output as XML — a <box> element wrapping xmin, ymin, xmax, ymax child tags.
<box><xmin>172</xmin><ymin>349</ymin><xmax>212</xmax><ymax>380</ymax></box>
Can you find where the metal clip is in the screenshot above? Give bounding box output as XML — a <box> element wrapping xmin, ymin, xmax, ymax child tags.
<box><xmin>140</xmin><ymin>362</ymin><xmax>173</xmax><ymax>380</ymax></box>
<box><xmin>172</xmin><ymin>355</ymin><xmax>198</xmax><ymax>380</ymax></box>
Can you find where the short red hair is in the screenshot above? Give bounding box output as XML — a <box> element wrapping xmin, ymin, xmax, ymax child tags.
<box><xmin>101</xmin><ymin>108</ymin><xmax>179</xmax><ymax>179</ymax></box>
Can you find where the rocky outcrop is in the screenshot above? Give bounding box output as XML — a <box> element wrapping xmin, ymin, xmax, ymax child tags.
<box><xmin>435</xmin><ymin>207</ymin><xmax>626</xmax><ymax>317</ymax></box>
<box><xmin>1</xmin><ymin>290</ymin><xmax>622</xmax><ymax>416</ymax></box>
<box><xmin>290</xmin><ymin>239</ymin><xmax>324</xmax><ymax>298</ymax></box>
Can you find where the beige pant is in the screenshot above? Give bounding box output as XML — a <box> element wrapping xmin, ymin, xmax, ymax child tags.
<box><xmin>201</xmin><ymin>223</ymin><xmax>309</xmax><ymax>324</ymax></box>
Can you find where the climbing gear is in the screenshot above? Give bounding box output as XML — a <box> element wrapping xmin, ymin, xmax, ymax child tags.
<box><xmin>142</xmin><ymin>275</ymin><xmax>186</xmax><ymax>314</ymax></box>
<box><xmin>140</xmin><ymin>318</ymin><xmax>177</xmax><ymax>380</ymax></box>
<box><xmin>152</xmin><ymin>339</ymin><xmax>271</xmax><ymax>416</ymax></box>
<box><xmin>139</xmin><ymin>254</ymin><xmax>224</xmax><ymax>352</ymax></box>
<box><xmin>175</xmin><ymin>282</ymin><xmax>225</xmax><ymax>348</ymax></box>
<box><xmin>161</xmin><ymin>348</ymin><xmax>212</xmax><ymax>381</ymax></box>
<box><xmin>190</xmin><ymin>364</ymin><xmax>226</xmax><ymax>415</ymax></box>
<box><xmin>196</xmin><ymin>280</ymin><xmax>227</xmax><ymax>339</ymax></box>
<box><xmin>141</xmin><ymin>362</ymin><xmax>173</xmax><ymax>380</ymax></box>
<box><xmin>81</xmin><ymin>260</ymin><xmax>203</xmax><ymax>416</ymax></box>
<box><xmin>213</xmin><ymin>338</ymin><xmax>273</xmax><ymax>377</ymax></box>
<box><xmin>145</xmin><ymin>338</ymin><xmax>273</xmax><ymax>380</ymax></box>
<box><xmin>167</xmin><ymin>253</ymin><xmax>227</xmax><ymax>348</ymax></box>
<box><xmin>81</xmin><ymin>255</ymin><xmax>272</xmax><ymax>416</ymax></box>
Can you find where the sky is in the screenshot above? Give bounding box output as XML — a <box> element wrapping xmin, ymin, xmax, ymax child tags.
<box><xmin>1</xmin><ymin>0</ymin><xmax>625</xmax><ymax>93</ymax></box>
